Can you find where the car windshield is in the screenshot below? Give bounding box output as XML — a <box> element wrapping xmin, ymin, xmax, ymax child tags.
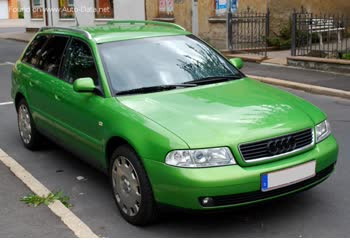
<box><xmin>99</xmin><ymin>35</ymin><xmax>243</xmax><ymax>95</ymax></box>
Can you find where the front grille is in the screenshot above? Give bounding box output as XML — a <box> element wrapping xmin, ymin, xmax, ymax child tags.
<box><xmin>199</xmin><ymin>163</ymin><xmax>334</xmax><ymax>207</ymax></box>
<box><xmin>239</xmin><ymin>129</ymin><xmax>314</xmax><ymax>162</ymax></box>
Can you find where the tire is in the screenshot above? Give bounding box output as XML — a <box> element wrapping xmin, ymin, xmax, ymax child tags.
<box><xmin>109</xmin><ymin>144</ymin><xmax>157</xmax><ymax>226</ymax></box>
<box><xmin>17</xmin><ymin>98</ymin><xmax>42</xmax><ymax>150</ymax></box>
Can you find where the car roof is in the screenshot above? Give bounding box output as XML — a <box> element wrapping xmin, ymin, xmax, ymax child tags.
<box><xmin>39</xmin><ymin>21</ymin><xmax>191</xmax><ymax>44</ymax></box>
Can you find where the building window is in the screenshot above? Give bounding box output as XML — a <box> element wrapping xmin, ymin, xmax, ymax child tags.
<box><xmin>159</xmin><ymin>0</ymin><xmax>174</xmax><ymax>17</ymax></box>
<box><xmin>215</xmin><ymin>0</ymin><xmax>238</xmax><ymax>16</ymax></box>
<box><xmin>95</xmin><ymin>0</ymin><xmax>114</xmax><ymax>19</ymax></box>
<box><xmin>33</xmin><ymin>0</ymin><xmax>41</xmax><ymax>6</ymax></box>
<box><xmin>30</xmin><ymin>0</ymin><xmax>43</xmax><ymax>19</ymax></box>
<box><xmin>59</xmin><ymin>0</ymin><xmax>75</xmax><ymax>18</ymax></box>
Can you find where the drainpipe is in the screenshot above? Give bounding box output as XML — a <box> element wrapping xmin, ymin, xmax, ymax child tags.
<box><xmin>226</xmin><ymin>0</ymin><xmax>232</xmax><ymax>50</ymax></box>
<box><xmin>49</xmin><ymin>0</ymin><xmax>53</xmax><ymax>26</ymax></box>
<box><xmin>44</xmin><ymin>0</ymin><xmax>48</xmax><ymax>26</ymax></box>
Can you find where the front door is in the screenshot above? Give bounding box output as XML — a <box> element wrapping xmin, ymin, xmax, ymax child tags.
<box><xmin>192</xmin><ymin>0</ymin><xmax>199</xmax><ymax>35</ymax></box>
<box><xmin>53</xmin><ymin>38</ymin><xmax>106</xmax><ymax>167</ymax></box>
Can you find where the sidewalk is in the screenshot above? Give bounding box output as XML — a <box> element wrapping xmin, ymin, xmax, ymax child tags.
<box><xmin>243</xmin><ymin>62</ymin><xmax>350</xmax><ymax>91</ymax></box>
<box><xmin>0</xmin><ymin>19</ymin><xmax>25</xmax><ymax>28</ymax></box>
<box><xmin>0</xmin><ymin>31</ymin><xmax>33</xmax><ymax>42</ymax></box>
<box><xmin>0</xmin><ymin>161</ymin><xmax>74</xmax><ymax>237</ymax></box>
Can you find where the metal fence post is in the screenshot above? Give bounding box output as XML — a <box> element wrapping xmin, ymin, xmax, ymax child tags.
<box><xmin>291</xmin><ymin>10</ymin><xmax>297</xmax><ymax>56</ymax></box>
<box><xmin>227</xmin><ymin>11</ymin><xmax>233</xmax><ymax>50</ymax></box>
<box><xmin>265</xmin><ymin>8</ymin><xmax>270</xmax><ymax>57</ymax></box>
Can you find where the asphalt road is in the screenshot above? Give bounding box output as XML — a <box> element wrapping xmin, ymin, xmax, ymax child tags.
<box><xmin>0</xmin><ymin>39</ymin><xmax>350</xmax><ymax>237</ymax></box>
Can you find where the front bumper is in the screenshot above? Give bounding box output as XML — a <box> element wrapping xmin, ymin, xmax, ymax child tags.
<box><xmin>143</xmin><ymin>135</ymin><xmax>338</xmax><ymax>210</ymax></box>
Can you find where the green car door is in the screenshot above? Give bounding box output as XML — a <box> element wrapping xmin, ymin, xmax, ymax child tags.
<box><xmin>50</xmin><ymin>38</ymin><xmax>107</xmax><ymax>168</ymax></box>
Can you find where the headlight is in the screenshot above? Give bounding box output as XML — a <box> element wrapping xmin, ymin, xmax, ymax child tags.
<box><xmin>315</xmin><ymin>120</ymin><xmax>331</xmax><ymax>143</ymax></box>
<box><xmin>165</xmin><ymin>147</ymin><xmax>235</xmax><ymax>168</ymax></box>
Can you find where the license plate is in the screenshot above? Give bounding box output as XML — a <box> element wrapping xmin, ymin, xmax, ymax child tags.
<box><xmin>261</xmin><ymin>161</ymin><xmax>316</xmax><ymax>192</ymax></box>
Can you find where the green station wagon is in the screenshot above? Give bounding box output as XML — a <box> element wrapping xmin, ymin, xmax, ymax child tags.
<box><xmin>11</xmin><ymin>21</ymin><xmax>338</xmax><ymax>225</ymax></box>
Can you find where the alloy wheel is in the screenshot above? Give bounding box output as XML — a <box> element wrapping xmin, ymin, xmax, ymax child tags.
<box><xmin>18</xmin><ymin>104</ymin><xmax>32</xmax><ymax>144</ymax></box>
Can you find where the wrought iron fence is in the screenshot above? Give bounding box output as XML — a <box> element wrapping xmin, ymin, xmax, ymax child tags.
<box><xmin>291</xmin><ymin>10</ymin><xmax>350</xmax><ymax>59</ymax></box>
<box><xmin>227</xmin><ymin>8</ymin><xmax>270</xmax><ymax>57</ymax></box>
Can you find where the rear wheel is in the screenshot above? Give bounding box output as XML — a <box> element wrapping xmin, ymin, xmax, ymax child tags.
<box><xmin>110</xmin><ymin>145</ymin><xmax>157</xmax><ymax>225</ymax></box>
<box><xmin>17</xmin><ymin>99</ymin><xmax>42</xmax><ymax>150</ymax></box>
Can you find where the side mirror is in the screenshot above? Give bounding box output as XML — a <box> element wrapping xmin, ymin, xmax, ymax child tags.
<box><xmin>73</xmin><ymin>78</ymin><xmax>96</xmax><ymax>93</ymax></box>
<box><xmin>229</xmin><ymin>58</ymin><xmax>244</xmax><ymax>70</ymax></box>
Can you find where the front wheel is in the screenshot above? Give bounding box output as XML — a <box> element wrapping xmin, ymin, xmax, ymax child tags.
<box><xmin>17</xmin><ymin>99</ymin><xmax>42</xmax><ymax>150</ymax></box>
<box><xmin>110</xmin><ymin>145</ymin><xmax>157</xmax><ymax>226</ymax></box>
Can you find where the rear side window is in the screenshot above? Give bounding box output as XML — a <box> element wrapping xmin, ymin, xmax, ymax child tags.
<box><xmin>22</xmin><ymin>35</ymin><xmax>47</xmax><ymax>66</ymax></box>
<box><xmin>22</xmin><ymin>35</ymin><xmax>69</xmax><ymax>77</ymax></box>
<box><xmin>61</xmin><ymin>39</ymin><xmax>99</xmax><ymax>84</ymax></box>
<box><xmin>37</xmin><ymin>35</ymin><xmax>69</xmax><ymax>76</ymax></box>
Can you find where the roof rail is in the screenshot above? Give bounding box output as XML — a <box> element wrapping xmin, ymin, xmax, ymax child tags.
<box><xmin>107</xmin><ymin>20</ymin><xmax>186</xmax><ymax>31</ymax></box>
<box><xmin>40</xmin><ymin>26</ymin><xmax>92</xmax><ymax>39</ymax></box>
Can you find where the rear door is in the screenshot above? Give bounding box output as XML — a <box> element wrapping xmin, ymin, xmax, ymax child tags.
<box><xmin>21</xmin><ymin>34</ymin><xmax>70</xmax><ymax>134</ymax></box>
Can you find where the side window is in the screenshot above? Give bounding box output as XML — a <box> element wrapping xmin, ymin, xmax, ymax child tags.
<box><xmin>62</xmin><ymin>39</ymin><xmax>99</xmax><ymax>84</ymax></box>
<box><xmin>22</xmin><ymin>35</ymin><xmax>48</xmax><ymax>66</ymax></box>
<box><xmin>37</xmin><ymin>35</ymin><xmax>69</xmax><ymax>76</ymax></box>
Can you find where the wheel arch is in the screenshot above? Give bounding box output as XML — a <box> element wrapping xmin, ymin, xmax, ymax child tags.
<box><xmin>105</xmin><ymin>136</ymin><xmax>139</xmax><ymax>171</ymax></box>
<box><xmin>14</xmin><ymin>92</ymin><xmax>26</xmax><ymax>111</ymax></box>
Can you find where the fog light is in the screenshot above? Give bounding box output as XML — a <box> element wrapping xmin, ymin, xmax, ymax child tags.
<box><xmin>201</xmin><ymin>197</ymin><xmax>214</xmax><ymax>207</ymax></box>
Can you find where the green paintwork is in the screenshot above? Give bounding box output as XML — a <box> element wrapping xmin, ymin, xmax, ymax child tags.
<box><xmin>73</xmin><ymin>77</ymin><xmax>96</xmax><ymax>93</ymax></box>
<box><xmin>229</xmin><ymin>58</ymin><xmax>244</xmax><ymax>69</ymax></box>
<box><xmin>11</xmin><ymin>22</ymin><xmax>338</xmax><ymax>210</ymax></box>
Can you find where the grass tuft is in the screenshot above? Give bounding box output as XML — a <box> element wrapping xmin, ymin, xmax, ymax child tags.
<box><xmin>21</xmin><ymin>191</ymin><xmax>72</xmax><ymax>208</ymax></box>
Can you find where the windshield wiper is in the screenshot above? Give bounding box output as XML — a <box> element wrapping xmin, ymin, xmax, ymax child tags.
<box><xmin>116</xmin><ymin>84</ymin><xmax>197</xmax><ymax>96</ymax></box>
<box><xmin>184</xmin><ymin>75</ymin><xmax>242</xmax><ymax>85</ymax></box>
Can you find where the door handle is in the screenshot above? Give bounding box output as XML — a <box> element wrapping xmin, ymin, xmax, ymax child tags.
<box><xmin>28</xmin><ymin>80</ymin><xmax>35</xmax><ymax>87</ymax></box>
<box><xmin>54</xmin><ymin>94</ymin><xmax>61</xmax><ymax>101</ymax></box>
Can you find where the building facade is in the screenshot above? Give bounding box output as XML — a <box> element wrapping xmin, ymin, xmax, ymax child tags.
<box><xmin>22</xmin><ymin>0</ymin><xmax>350</xmax><ymax>49</ymax></box>
<box><xmin>146</xmin><ymin>0</ymin><xmax>350</xmax><ymax>49</ymax></box>
<box><xmin>23</xmin><ymin>0</ymin><xmax>145</xmax><ymax>30</ymax></box>
<box><xmin>0</xmin><ymin>0</ymin><xmax>18</xmax><ymax>19</ymax></box>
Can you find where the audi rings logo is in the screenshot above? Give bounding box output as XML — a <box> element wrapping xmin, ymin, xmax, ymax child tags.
<box><xmin>267</xmin><ymin>136</ymin><xmax>297</xmax><ymax>155</ymax></box>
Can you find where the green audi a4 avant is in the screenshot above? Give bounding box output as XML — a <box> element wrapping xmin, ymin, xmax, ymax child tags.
<box><xmin>12</xmin><ymin>21</ymin><xmax>338</xmax><ymax>225</ymax></box>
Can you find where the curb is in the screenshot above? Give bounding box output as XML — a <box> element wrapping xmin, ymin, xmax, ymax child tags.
<box><xmin>5</xmin><ymin>37</ymin><xmax>30</xmax><ymax>43</ymax></box>
<box><xmin>0</xmin><ymin>148</ymin><xmax>99</xmax><ymax>238</ymax></box>
<box><xmin>248</xmin><ymin>75</ymin><xmax>350</xmax><ymax>100</ymax></box>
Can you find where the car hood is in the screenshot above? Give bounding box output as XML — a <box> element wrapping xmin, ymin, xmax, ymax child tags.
<box><xmin>117</xmin><ymin>78</ymin><xmax>326</xmax><ymax>149</ymax></box>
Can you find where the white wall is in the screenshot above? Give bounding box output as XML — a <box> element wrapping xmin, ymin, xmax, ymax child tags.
<box><xmin>24</xmin><ymin>0</ymin><xmax>146</xmax><ymax>29</ymax></box>
<box><xmin>0</xmin><ymin>0</ymin><xmax>9</xmax><ymax>19</ymax></box>
<box><xmin>115</xmin><ymin>0</ymin><xmax>145</xmax><ymax>20</ymax></box>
